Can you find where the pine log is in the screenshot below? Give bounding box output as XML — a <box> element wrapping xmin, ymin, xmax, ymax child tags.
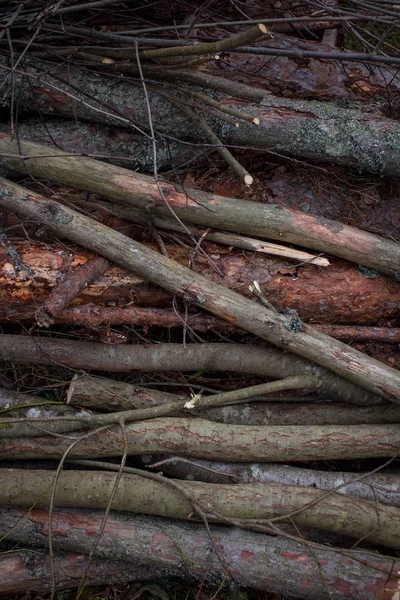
<box><xmin>0</xmin><ymin>506</ymin><xmax>399</xmax><ymax>600</ymax></box>
<box><xmin>1</xmin><ymin>419</ymin><xmax>399</xmax><ymax>462</ymax></box>
<box><xmin>1</xmin><ymin>241</ymin><xmax>399</xmax><ymax>325</ymax></box>
<box><xmin>1</xmin><ymin>135</ymin><xmax>399</xmax><ymax>280</ymax></box>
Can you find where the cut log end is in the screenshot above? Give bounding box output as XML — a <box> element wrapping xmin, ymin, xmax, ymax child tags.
<box><xmin>244</xmin><ymin>174</ymin><xmax>254</xmax><ymax>186</ymax></box>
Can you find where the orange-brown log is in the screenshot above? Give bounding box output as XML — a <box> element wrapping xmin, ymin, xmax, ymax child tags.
<box><xmin>1</xmin><ymin>240</ymin><xmax>399</xmax><ymax>325</ymax></box>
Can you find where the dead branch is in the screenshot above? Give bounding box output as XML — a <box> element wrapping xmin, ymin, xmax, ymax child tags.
<box><xmin>0</xmin><ymin>337</ymin><xmax>386</xmax><ymax>406</ymax></box>
<box><xmin>0</xmin><ymin>180</ymin><xmax>399</xmax><ymax>402</ymax></box>
<box><xmin>0</xmin><ymin>135</ymin><xmax>399</xmax><ymax>279</ymax></box>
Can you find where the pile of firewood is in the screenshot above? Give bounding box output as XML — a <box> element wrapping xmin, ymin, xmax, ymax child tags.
<box><xmin>0</xmin><ymin>1</ymin><xmax>400</xmax><ymax>598</ymax></box>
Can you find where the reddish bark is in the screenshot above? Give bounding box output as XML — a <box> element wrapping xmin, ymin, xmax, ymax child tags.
<box><xmin>2</xmin><ymin>241</ymin><xmax>399</xmax><ymax>325</ymax></box>
<box><xmin>0</xmin><ymin>550</ymin><xmax>143</xmax><ymax>595</ymax></box>
<box><xmin>0</xmin><ymin>506</ymin><xmax>399</xmax><ymax>600</ymax></box>
<box><xmin>35</xmin><ymin>255</ymin><xmax>109</xmax><ymax>326</ymax></box>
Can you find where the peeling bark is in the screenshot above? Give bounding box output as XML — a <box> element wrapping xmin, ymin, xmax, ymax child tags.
<box><xmin>1</xmin><ymin>241</ymin><xmax>399</xmax><ymax>325</ymax></box>
<box><xmin>1</xmin><ymin>134</ymin><xmax>399</xmax><ymax>279</ymax></box>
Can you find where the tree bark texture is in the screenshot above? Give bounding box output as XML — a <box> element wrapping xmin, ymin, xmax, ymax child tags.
<box><xmin>1</xmin><ymin>468</ymin><xmax>400</xmax><ymax>549</ymax></box>
<box><xmin>0</xmin><ymin>337</ymin><xmax>386</xmax><ymax>406</ymax></box>
<box><xmin>2</xmin><ymin>55</ymin><xmax>400</xmax><ymax>176</ymax></box>
<box><xmin>150</xmin><ymin>459</ymin><xmax>400</xmax><ymax>506</ymax></box>
<box><xmin>68</xmin><ymin>375</ymin><xmax>400</xmax><ymax>425</ymax></box>
<box><xmin>1</xmin><ymin>135</ymin><xmax>399</xmax><ymax>280</ymax></box>
<box><xmin>0</xmin><ymin>506</ymin><xmax>399</xmax><ymax>600</ymax></box>
<box><xmin>0</xmin><ymin>181</ymin><xmax>399</xmax><ymax>402</ymax></box>
<box><xmin>1</xmin><ymin>419</ymin><xmax>399</xmax><ymax>462</ymax></box>
<box><xmin>1</xmin><ymin>241</ymin><xmax>399</xmax><ymax>326</ymax></box>
<box><xmin>0</xmin><ymin>550</ymin><xmax>144</xmax><ymax>595</ymax></box>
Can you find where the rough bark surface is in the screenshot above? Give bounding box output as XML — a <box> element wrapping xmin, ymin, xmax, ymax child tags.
<box><xmin>1</xmin><ymin>419</ymin><xmax>399</xmax><ymax>462</ymax></box>
<box><xmin>1</xmin><ymin>134</ymin><xmax>399</xmax><ymax>280</ymax></box>
<box><xmin>0</xmin><ymin>506</ymin><xmax>399</xmax><ymax>600</ymax></box>
<box><xmin>2</xmin><ymin>241</ymin><xmax>399</xmax><ymax>325</ymax></box>
<box><xmin>3</xmin><ymin>55</ymin><xmax>400</xmax><ymax>176</ymax></box>
<box><xmin>2</xmin><ymin>468</ymin><xmax>400</xmax><ymax>548</ymax></box>
<box><xmin>0</xmin><ymin>337</ymin><xmax>386</xmax><ymax>405</ymax></box>
<box><xmin>0</xmin><ymin>181</ymin><xmax>399</xmax><ymax>402</ymax></box>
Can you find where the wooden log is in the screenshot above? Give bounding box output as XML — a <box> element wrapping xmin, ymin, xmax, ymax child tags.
<box><xmin>67</xmin><ymin>374</ymin><xmax>400</xmax><ymax>424</ymax></box>
<box><xmin>2</xmin><ymin>468</ymin><xmax>400</xmax><ymax>549</ymax></box>
<box><xmin>0</xmin><ymin>506</ymin><xmax>399</xmax><ymax>600</ymax></box>
<box><xmin>1</xmin><ymin>179</ymin><xmax>399</xmax><ymax>401</ymax></box>
<box><xmin>2</xmin><ymin>55</ymin><xmax>400</xmax><ymax>177</ymax></box>
<box><xmin>0</xmin><ymin>550</ymin><xmax>144</xmax><ymax>595</ymax></box>
<box><xmin>0</xmin><ymin>338</ymin><xmax>386</xmax><ymax>405</ymax></box>
<box><xmin>0</xmin><ymin>134</ymin><xmax>399</xmax><ymax>279</ymax></box>
<box><xmin>1</xmin><ymin>241</ymin><xmax>399</xmax><ymax>326</ymax></box>
<box><xmin>1</xmin><ymin>419</ymin><xmax>399</xmax><ymax>462</ymax></box>
<box><xmin>147</xmin><ymin>459</ymin><xmax>400</xmax><ymax>506</ymax></box>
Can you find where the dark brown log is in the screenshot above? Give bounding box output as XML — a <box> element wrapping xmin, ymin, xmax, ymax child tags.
<box><xmin>0</xmin><ymin>550</ymin><xmax>144</xmax><ymax>595</ymax></box>
<box><xmin>2</xmin><ymin>468</ymin><xmax>400</xmax><ymax>549</ymax></box>
<box><xmin>1</xmin><ymin>135</ymin><xmax>399</xmax><ymax>280</ymax></box>
<box><xmin>1</xmin><ymin>419</ymin><xmax>399</xmax><ymax>462</ymax></box>
<box><xmin>1</xmin><ymin>241</ymin><xmax>399</xmax><ymax>325</ymax></box>
<box><xmin>0</xmin><ymin>506</ymin><xmax>399</xmax><ymax>600</ymax></box>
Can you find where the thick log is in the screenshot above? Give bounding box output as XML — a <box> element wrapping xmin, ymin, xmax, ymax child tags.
<box><xmin>0</xmin><ymin>506</ymin><xmax>399</xmax><ymax>600</ymax></box>
<box><xmin>2</xmin><ymin>55</ymin><xmax>400</xmax><ymax>177</ymax></box>
<box><xmin>1</xmin><ymin>419</ymin><xmax>399</xmax><ymax>462</ymax></box>
<box><xmin>1</xmin><ymin>136</ymin><xmax>399</xmax><ymax>280</ymax></box>
<box><xmin>0</xmin><ymin>550</ymin><xmax>144</xmax><ymax>595</ymax></box>
<box><xmin>148</xmin><ymin>459</ymin><xmax>400</xmax><ymax>506</ymax></box>
<box><xmin>2</xmin><ymin>468</ymin><xmax>400</xmax><ymax>548</ymax></box>
<box><xmin>1</xmin><ymin>241</ymin><xmax>399</xmax><ymax>325</ymax></box>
